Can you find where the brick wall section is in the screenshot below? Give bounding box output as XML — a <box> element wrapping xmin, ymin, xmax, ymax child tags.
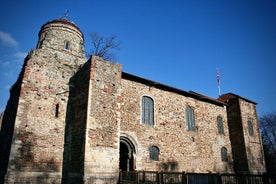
<box><xmin>84</xmin><ymin>56</ymin><xmax>122</xmax><ymax>183</ymax></box>
<box><xmin>120</xmin><ymin>76</ymin><xmax>234</xmax><ymax>173</ymax></box>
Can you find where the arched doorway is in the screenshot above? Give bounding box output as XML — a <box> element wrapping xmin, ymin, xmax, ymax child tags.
<box><xmin>120</xmin><ymin>137</ymin><xmax>135</xmax><ymax>171</ymax></box>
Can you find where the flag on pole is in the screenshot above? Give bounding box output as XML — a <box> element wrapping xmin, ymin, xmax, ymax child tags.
<box><xmin>216</xmin><ymin>68</ymin><xmax>221</xmax><ymax>96</ymax></box>
<box><xmin>216</xmin><ymin>68</ymin><xmax>220</xmax><ymax>86</ymax></box>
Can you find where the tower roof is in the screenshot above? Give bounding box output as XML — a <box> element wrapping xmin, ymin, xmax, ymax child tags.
<box><xmin>218</xmin><ymin>93</ymin><xmax>257</xmax><ymax>104</ymax></box>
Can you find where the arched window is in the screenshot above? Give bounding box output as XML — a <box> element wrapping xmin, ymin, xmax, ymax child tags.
<box><xmin>142</xmin><ymin>96</ymin><xmax>154</xmax><ymax>125</ymax></box>
<box><xmin>248</xmin><ymin>120</ymin><xmax>254</xmax><ymax>136</ymax></box>
<box><xmin>221</xmin><ymin>147</ymin><xmax>228</xmax><ymax>162</ymax></box>
<box><xmin>149</xmin><ymin>146</ymin><xmax>159</xmax><ymax>161</ymax></box>
<box><xmin>217</xmin><ymin>116</ymin><xmax>224</xmax><ymax>134</ymax></box>
<box><xmin>186</xmin><ymin>106</ymin><xmax>195</xmax><ymax>131</ymax></box>
<box><xmin>64</xmin><ymin>40</ymin><xmax>70</xmax><ymax>50</ymax></box>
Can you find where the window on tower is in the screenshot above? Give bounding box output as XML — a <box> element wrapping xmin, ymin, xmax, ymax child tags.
<box><xmin>64</xmin><ymin>40</ymin><xmax>70</xmax><ymax>50</ymax></box>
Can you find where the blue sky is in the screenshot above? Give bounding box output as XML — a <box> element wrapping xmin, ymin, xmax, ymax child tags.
<box><xmin>0</xmin><ymin>0</ymin><xmax>275</xmax><ymax>116</ymax></box>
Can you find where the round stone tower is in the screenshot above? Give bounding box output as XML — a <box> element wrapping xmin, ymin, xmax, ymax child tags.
<box><xmin>37</xmin><ymin>18</ymin><xmax>85</xmax><ymax>59</ymax></box>
<box><xmin>0</xmin><ymin>19</ymin><xmax>86</xmax><ymax>183</ymax></box>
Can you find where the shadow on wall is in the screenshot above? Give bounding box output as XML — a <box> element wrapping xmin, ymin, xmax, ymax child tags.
<box><xmin>62</xmin><ymin>65</ymin><xmax>90</xmax><ymax>184</ymax></box>
<box><xmin>159</xmin><ymin>159</ymin><xmax>179</xmax><ymax>172</ymax></box>
<box><xmin>246</xmin><ymin>145</ymin><xmax>265</xmax><ymax>173</ymax></box>
<box><xmin>12</xmin><ymin>131</ymin><xmax>59</xmax><ymax>183</ymax></box>
<box><xmin>12</xmin><ymin>131</ymin><xmax>59</xmax><ymax>172</ymax></box>
<box><xmin>0</xmin><ymin>55</ymin><xmax>70</xmax><ymax>183</ymax></box>
<box><xmin>0</xmin><ymin>58</ymin><xmax>27</xmax><ymax>183</ymax></box>
<box><xmin>0</xmin><ymin>130</ymin><xmax>60</xmax><ymax>183</ymax></box>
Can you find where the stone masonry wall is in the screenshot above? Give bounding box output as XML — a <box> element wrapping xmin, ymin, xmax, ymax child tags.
<box><xmin>4</xmin><ymin>51</ymin><xmax>70</xmax><ymax>183</ymax></box>
<box><xmin>120</xmin><ymin>77</ymin><xmax>234</xmax><ymax>173</ymax></box>
<box><xmin>5</xmin><ymin>48</ymin><xmax>84</xmax><ymax>183</ymax></box>
<box><xmin>84</xmin><ymin>56</ymin><xmax>122</xmax><ymax>183</ymax></box>
<box><xmin>239</xmin><ymin>99</ymin><xmax>266</xmax><ymax>173</ymax></box>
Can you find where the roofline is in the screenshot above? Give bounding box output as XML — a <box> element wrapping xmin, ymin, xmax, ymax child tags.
<box><xmin>220</xmin><ymin>93</ymin><xmax>257</xmax><ymax>105</ymax></box>
<box><xmin>122</xmin><ymin>72</ymin><xmax>225</xmax><ymax>106</ymax></box>
<box><xmin>39</xmin><ymin>18</ymin><xmax>84</xmax><ymax>38</ymax></box>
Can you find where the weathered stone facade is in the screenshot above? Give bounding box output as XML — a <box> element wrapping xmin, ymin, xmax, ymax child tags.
<box><xmin>219</xmin><ymin>94</ymin><xmax>266</xmax><ymax>173</ymax></box>
<box><xmin>0</xmin><ymin>19</ymin><xmax>266</xmax><ymax>184</ymax></box>
<box><xmin>120</xmin><ymin>74</ymin><xmax>233</xmax><ymax>173</ymax></box>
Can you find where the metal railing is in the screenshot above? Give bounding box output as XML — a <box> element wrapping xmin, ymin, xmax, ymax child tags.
<box><xmin>119</xmin><ymin>171</ymin><xmax>276</xmax><ymax>184</ymax></box>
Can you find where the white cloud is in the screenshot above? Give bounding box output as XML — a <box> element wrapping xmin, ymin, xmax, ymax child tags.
<box><xmin>0</xmin><ymin>31</ymin><xmax>18</xmax><ymax>47</ymax></box>
<box><xmin>4</xmin><ymin>84</ymin><xmax>11</xmax><ymax>90</ymax></box>
<box><xmin>0</xmin><ymin>52</ymin><xmax>27</xmax><ymax>68</ymax></box>
<box><xmin>3</xmin><ymin>71</ymin><xmax>13</xmax><ymax>78</ymax></box>
<box><xmin>14</xmin><ymin>51</ymin><xmax>27</xmax><ymax>62</ymax></box>
<box><xmin>0</xmin><ymin>60</ymin><xmax>11</xmax><ymax>67</ymax></box>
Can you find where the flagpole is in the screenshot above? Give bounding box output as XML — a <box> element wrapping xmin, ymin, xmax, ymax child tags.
<box><xmin>216</xmin><ymin>68</ymin><xmax>221</xmax><ymax>97</ymax></box>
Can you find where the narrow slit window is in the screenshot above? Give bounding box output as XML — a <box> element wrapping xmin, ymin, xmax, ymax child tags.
<box><xmin>248</xmin><ymin>120</ymin><xmax>254</xmax><ymax>136</ymax></box>
<box><xmin>55</xmin><ymin>104</ymin><xmax>59</xmax><ymax>117</ymax></box>
<box><xmin>64</xmin><ymin>40</ymin><xmax>70</xmax><ymax>50</ymax></box>
<box><xmin>217</xmin><ymin>116</ymin><xmax>224</xmax><ymax>134</ymax></box>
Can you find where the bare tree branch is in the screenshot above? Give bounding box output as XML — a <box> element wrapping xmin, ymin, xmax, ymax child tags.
<box><xmin>259</xmin><ymin>112</ymin><xmax>276</xmax><ymax>173</ymax></box>
<box><xmin>88</xmin><ymin>32</ymin><xmax>120</xmax><ymax>61</ymax></box>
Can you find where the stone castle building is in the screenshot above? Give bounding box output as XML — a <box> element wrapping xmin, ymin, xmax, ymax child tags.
<box><xmin>0</xmin><ymin>18</ymin><xmax>266</xmax><ymax>183</ymax></box>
